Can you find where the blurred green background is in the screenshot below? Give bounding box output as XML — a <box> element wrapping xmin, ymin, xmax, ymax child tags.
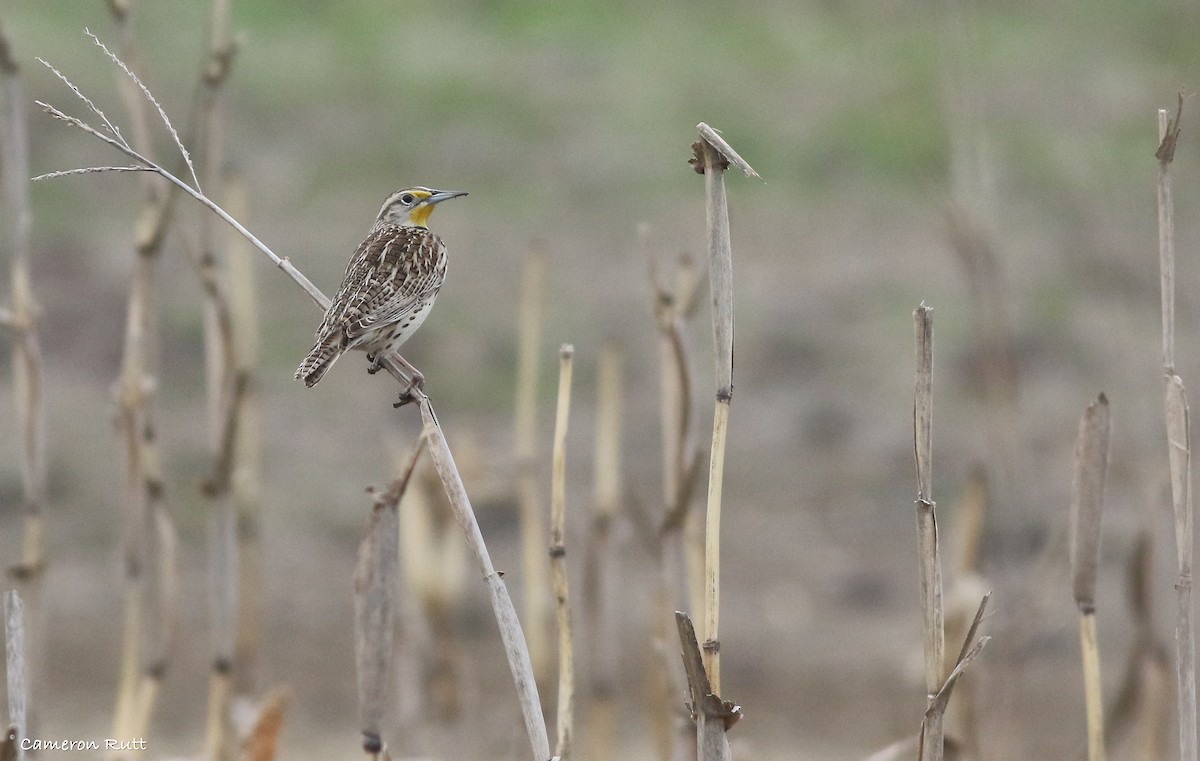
<box><xmin>3</xmin><ymin>1</ymin><xmax>1200</xmax><ymax>758</ymax></box>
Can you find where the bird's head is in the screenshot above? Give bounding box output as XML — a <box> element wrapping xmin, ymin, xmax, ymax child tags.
<box><xmin>377</xmin><ymin>186</ymin><xmax>468</xmax><ymax>228</ymax></box>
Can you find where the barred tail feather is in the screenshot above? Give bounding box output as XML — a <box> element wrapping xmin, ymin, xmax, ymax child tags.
<box><xmin>295</xmin><ymin>339</ymin><xmax>343</xmax><ymax>387</ymax></box>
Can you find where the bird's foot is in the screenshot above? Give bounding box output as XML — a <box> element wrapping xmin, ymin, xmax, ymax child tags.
<box><xmin>393</xmin><ymin>370</ymin><xmax>426</xmax><ymax>408</ymax></box>
<box><xmin>366</xmin><ymin>353</ymin><xmax>382</xmax><ymax>375</ymax></box>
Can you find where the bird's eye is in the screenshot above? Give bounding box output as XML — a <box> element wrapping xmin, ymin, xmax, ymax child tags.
<box><xmin>400</xmin><ymin>193</ymin><xmax>415</xmax><ymax>205</ymax></box>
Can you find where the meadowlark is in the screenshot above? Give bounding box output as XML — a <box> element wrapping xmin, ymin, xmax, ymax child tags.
<box><xmin>294</xmin><ymin>186</ymin><xmax>467</xmax><ymax>404</ymax></box>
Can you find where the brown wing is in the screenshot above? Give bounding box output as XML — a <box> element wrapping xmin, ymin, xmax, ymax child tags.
<box><xmin>315</xmin><ymin>224</ymin><xmax>445</xmax><ymax>345</ymax></box>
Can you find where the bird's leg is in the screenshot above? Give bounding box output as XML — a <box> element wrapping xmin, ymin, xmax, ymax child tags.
<box><xmin>390</xmin><ymin>352</ymin><xmax>426</xmax><ymax>408</ymax></box>
<box><xmin>366</xmin><ymin>352</ymin><xmax>382</xmax><ymax>375</ymax></box>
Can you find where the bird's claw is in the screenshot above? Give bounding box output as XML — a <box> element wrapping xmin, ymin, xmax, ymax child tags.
<box><xmin>366</xmin><ymin>353</ymin><xmax>382</xmax><ymax>375</ymax></box>
<box><xmin>392</xmin><ymin>370</ymin><xmax>425</xmax><ymax>408</ymax></box>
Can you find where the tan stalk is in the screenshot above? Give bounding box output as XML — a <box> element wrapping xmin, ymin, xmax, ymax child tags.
<box><xmin>692</xmin><ymin>123</ymin><xmax>755</xmax><ymax>694</ymax></box>
<box><xmin>1070</xmin><ymin>394</ymin><xmax>1111</xmax><ymax>761</ymax></box>
<box><xmin>644</xmin><ymin>232</ymin><xmax>702</xmax><ymax>761</ymax></box>
<box><xmin>0</xmin><ymin>18</ymin><xmax>47</xmax><ymax>583</ymax></box>
<box><xmin>549</xmin><ymin>345</ymin><xmax>576</xmax><ymax>760</ymax></box>
<box><xmin>1156</xmin><ymin>97</ymin><xmax>1197</xmax><ymax>761</ymax></box>
<box><xmin>224</xmin><ymin>178</ymin><xmax>264</xmax><ymax>693</ymax></box>
<box><xmin>515</xmin><ymin>243</ymin><xmax>551</xmax><ymax>686</ymax></box>
<box><xmin>5</xmin><ymin>591</ymin><xmax>26</xmax><ymax>761</ymax></box>
<box><xmin>919</xmin><ymin>595</ymin><xmax>991</xmax><ymax>755</ymax></box>
<box><xmin>674</xmin><ymin>611</ymin><xmax>738</xmax><ymax>761</ymax></box>
<box><xmin>0</xmin><ymin>22</ymin><xmax>47</xmax><ymax>746</ymax></box>
<box><xmin>584</xmin><ymin>340</ymin><xmax>622</xmax><ymax>761</ymax></box>
<box><xmin>912</xmin><ymin>304</ymin><xmax>945</xmax><ymax>761</ymax></box>
<box><xmin>99</xmin><ymin>7</ymin><xmax>171</xmax><ymax>749</ymax></box>
<box><xmin>356</xmin><ymin>441</ymin><xmax>422</xmax><ymax>758</ymax></box>
<box><xmin>189</xmin><ymin>2</ymin><xmax>241</xmax><ymax>756</ymax></box>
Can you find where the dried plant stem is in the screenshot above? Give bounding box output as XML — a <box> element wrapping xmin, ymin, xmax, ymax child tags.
<box><xmin>912</xmin><ymin>304</ymin><xmax>945</xmax><ymax>761</ymax></box>
<box><xmin>99</xmin><ymin>7</ymin><xmax>171</xmax><ymax>749</ymax></box>
<box><xmin>1071</xmin><ymin>394</ymin><xmax>1111</xmax><ymax>761</ymax></box>
<box><xmin>1157</xmin><ymin>99</ymin><xmax>1197</xmax><ymax>761</ymax></box>
<box><xmin>515</xmin><ymin>244</ymin><xmax>551</xmax><ymax>685</ymax></box>
<box><xmin>920</xmin><ymin>595</ymin><xmax>990</xmax><ymax>752</ymax></box>
<box><xmin>355</xmin><ymin>442</ymin><xmax>421</xmax><ymax>757</ymax></box>
<box><xmin>1079</xmin><ymin>615</ymin><xmax>1105</xmax><ymax>761</ymax></box>
<box><xmin>584</xmin><ymin>340</ymin><xmax>622</xmax><ymax>761</ymax></box>
<box><xmin>0</xmin><ymin>19</ymin><xmax>47</xmax><ymax>584</ymax></box>
<box><xmin>1</xmin><ymin>25</ymin><xmax>46</xmax><ymax>749</ymax></box>
<box><xmin>702</xmin><ymin>398</ymin><xmax>728</xmax><ymax>691</ymax></box>
<box><xmin>190</xmin><ymin>3</ymin><xmax>243</xmax><ymax>755</ymax></box>
<box><xmin>674</xmin><ymin>611</ymin><xmax>738</xmax><ymax>761</ymax></box>
<box><xmin>644</xmin><ymin>235</ymin><xmax>702</xmax><ymax>761</ymax></box>
<box><xmin>5</xmin><ymin>591</ymin><xmax>26</xmax><ymax>761</ymax></box>
<box><xmin>549</xmin><ymin>345</ymin><xmax>576</xmax><ymax>760</ymax></box>
<box><xmin>693</xmin><ymin>123</ymin><xmax>754</xmax><ymax>694</ymax></box>
<box><xmin>224</xmin><ymin>179</ymin><xmax>264</xmax><ymax>693</ymax></box>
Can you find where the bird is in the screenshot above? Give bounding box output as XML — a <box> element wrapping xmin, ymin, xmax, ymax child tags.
<box><xmin>294</xmin><ymin>186</ymin><xmax>467</xmax><ymax>405</ymax></box>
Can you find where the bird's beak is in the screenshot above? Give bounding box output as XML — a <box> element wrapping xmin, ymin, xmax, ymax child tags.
<box><xmin>425</xmin><ymin>189</ymin><xmax>468</xmax><ymax>205</ymax></box>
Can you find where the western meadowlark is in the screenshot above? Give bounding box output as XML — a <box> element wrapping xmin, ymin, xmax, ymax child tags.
<box><xmin>294</xmin><ymin>186</ymin><xmax>467</xmax><ymax>404</ymax></box>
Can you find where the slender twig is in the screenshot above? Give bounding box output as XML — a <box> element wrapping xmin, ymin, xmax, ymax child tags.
<box><xmin>912</xmin><ymin>303</ymin><xmax>945</xmax><ymax>761</ymax></box>
<box><xmin>32</xmin><ymin>96</ymin><xmax>328</xmax><ymax>308</ymax></box>
<box><xmin>1157</xmin><ymin>96</ymin><xmax>1197</xmax><ymax>761</ymax></box>
<box><xmin>549</xmin><ymin>345</ymin><xmax>576</xmax><ymax>761</ymax></box>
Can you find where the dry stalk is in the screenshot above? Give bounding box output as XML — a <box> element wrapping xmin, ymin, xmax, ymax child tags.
<box><xmin>126</xmin><ymin>503</ymin><xmax>178</xmax><ymax>743</ymax></box>
<box><xmin>1157</xmin><ymin>97</ymin><xmax>1197</xmax><ymax>761</ymax></box>
<box><xmin>549</xmin><ymin>345</ymin><xmax>576</xmax><ymax>760</ymax></box>
<box><xmin>943</xmin><ymin>465</ymin><xmax>988</xmax><ymax>754</ymax></box>
<box><xmin>187</xmin><ymin>3</ymin><xmax>243</xmax><ymax>755</ymax></box>
<box><xmin>515</xmin><ymin>243</ymin><xmax>551</xmax><ymax>686</ymax></box>
<box><xmin>919</xmin><ymin>594</ymin><xmax>990</xmax><ymax>759</ymax></box>
<box><xmin>584</xmin><ymin>340</ymin><xmax>622</xmax><ymax>761</ymax></box>
<box><xmin>5</xmin><ymin>591</ymin><xmax>26</xmax><ymax>761</ymax></box>
<box><xmin>674</xmin><ymin>611</ymin><xmax>739</xmax><ymax>761</ymax></box>
<box><xmin>223</xmin><ymin>178</ymin><xmax>264</xmax><ymax>693</ymax></box>
<box><xmin>1070</xmin><ymin>394</ymin><xmax>1111</xmax><ymax>761</ymax></box>
<box><xmin>643</xmin><ymin>230</ymin><xmax>703</xmax><ymax>761</ymax></box>
<box><xmin>37</xmin><ymin>32</ymin><xmax>551</xmax><ymax>761</ymax></box>
<box><xmin>94</xmin><ymin>11</ymin><xmax>172</xmax><ymax>749</ymax></box>
<box><xmin>691</xmin><ymin>122</ymin><xmax>755</xmax><ymax>694</ymax></box>
<box><xmin>911</xmin><ymin>304</ymin><xmax>945</xmax><ymax>761</ymax></box>
<box><xmin>0</xmin><ymin>17</ymin><xmax>47</xmax><ymax>584</ymax></box>
<box><xmin>355</xmin><ymin>441</ymin><xmax>422</xmax><ymax>757</ymax></box>
<box><xmin>1101</xmin><ymin>519</ymin><xmax>1169</xmax><ymax>759</ymax></box>
<box><xmin>0</xmin><ymin>23</ymin><xmax>46</xmax><ymax>748</ymax></box>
